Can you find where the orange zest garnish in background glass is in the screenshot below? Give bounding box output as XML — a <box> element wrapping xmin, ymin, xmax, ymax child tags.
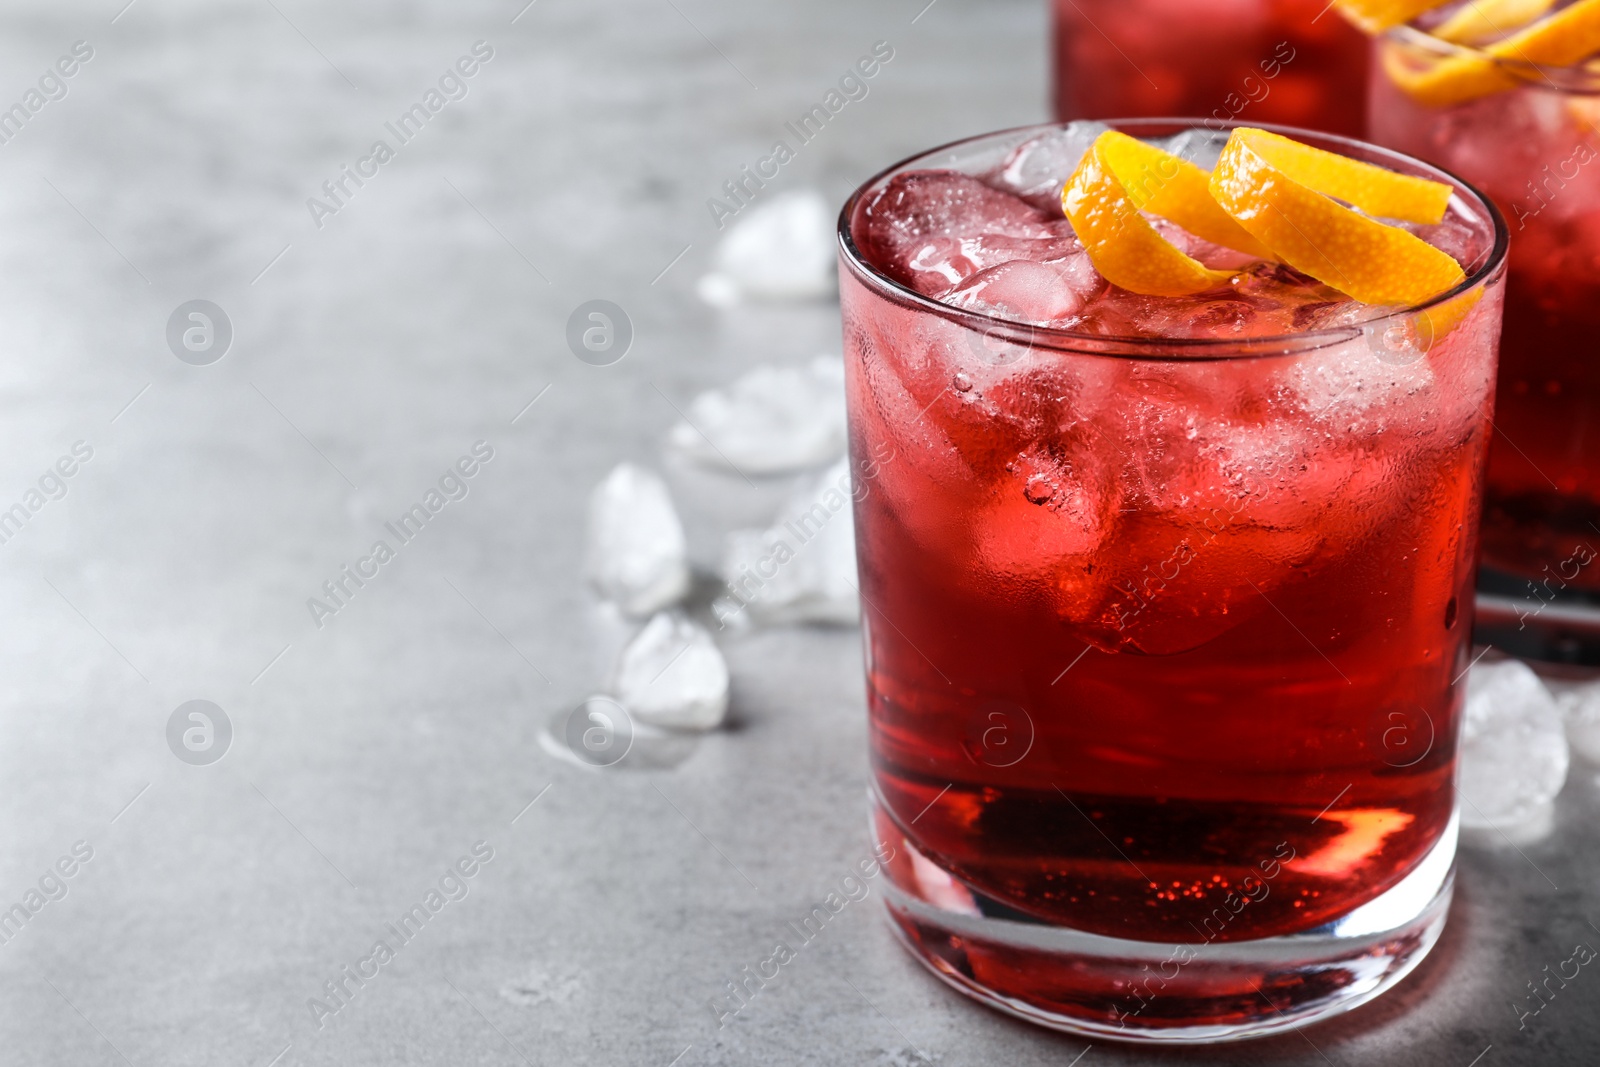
<box><xmin>1382</xmin><ymin>0</ymin><xmax>1600</xmax><ymax>106</ymax></box>
<box><xmin>1433</xmin><ymin>0</ymin><xmax>1557</xmax><ymax>44</ymax></box>
<box><xmin>1061</xmin><ymin>131</ymin><xmax>1264</xmax><ymax>297</ymax></box>
<box><xmin>1334</xmin><ymin>0</ymin><xmax>1451</xmax><ymax>34</ymax></box>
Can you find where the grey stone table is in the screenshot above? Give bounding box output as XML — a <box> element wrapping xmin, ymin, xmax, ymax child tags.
<box><xmin>0</xmin><ymin>0</ymin><xmax>1593</xmax><ymax>1064</ymax></box>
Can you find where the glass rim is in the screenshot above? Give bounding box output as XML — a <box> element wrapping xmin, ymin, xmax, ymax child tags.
<box><xmin>836</xmin><ymin>118</ymin><xmax>1510</xmax><ymax>360</ymax></box>
<box><xmin>1386</xmin><ymin>22</ymin><xmax>1600</xmax><ymax>92</ymax></box>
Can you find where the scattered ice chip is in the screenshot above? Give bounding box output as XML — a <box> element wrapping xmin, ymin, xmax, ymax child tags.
<box><xmin>1551</xmin><ymin>678</ymin><xmax>1600</xmax><ymax>764</ymax></box>
<box><xmin>875</xmin><ymin>1048</ymin><xmax>940</xmax><ymax>1067</ymax></box>
<box><xmin>613</xmin><ymin>613</ymin><xmax>730</xmax><ymax>731</ymax></box>
<box><xmin>994</xmin><ymin>122</ymin><xmax>1110</xmax><ymax>207</ymax></box>
<box><xmin>584</xmin><ymin>464</ymin><xmax>691</xmax><ymax>617</ymax></box>
<box><xmin>668</xmin><ymin>356</ymin><xmax>847</xmax><ymax>474</ymax></box>
<box><xmin>499</xmin><ymin>966</ymin><xmax>583</xmax><ymax>1007</ymax></box>
<box><xmin>695</xmin><ymin>273</ymin><xmax>741</xmax><ymax>307</ymax></box>
<box><xmin>696</xmin><ymin>189</ymin><xmax>836</xmax><ymax>305</ymax></box>
<box><xmin>715</xmin><ymin>457</ymin><xmax>859</xmax><ymax>626</ymax></box>
<box><xmin>1459</xmin><ymin>658</ymin><xmax>1569</xmax><ymax>834</ymax></box>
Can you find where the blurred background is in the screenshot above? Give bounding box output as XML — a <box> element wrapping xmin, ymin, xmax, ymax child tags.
<box><xmin>0</xmin><ymin>1</ymin><xmax>1591</xmax><ymax>1065</ymax></box>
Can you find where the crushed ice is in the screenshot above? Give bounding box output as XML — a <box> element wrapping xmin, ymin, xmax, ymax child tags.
<box><xmin>613</xmin><ymin>612</ymin><xmax>730</xmax><ymax>731</ymax></box>
<box><xmin>945</xmin><ymin>259</ymin><xmax>1092</xmax><ymax>325</ymax></box>
<box><xmin>1550</xmin><ymin>678</ymin><xmax>1600</xmax><ymax>765</ymax></box>
<box><xmin>584</xmin><ymin>463</ymin><xmax>691</xmax><ymax>617</ymax></box>
<box><xmin>575</xmin><ymin>351</ymin><xmax>862</xmax><ymax>758</ymax></box>
<box><xmin>994</xmin><ymin>121</ymin><xmax>1109</xmax><ymax>207</ymax></box>
<box><xmin>715</xmin><ymin>456</ymin><xmax>860</xmax><ymax>627</ymax></box>
<box><xmin>1158</xmin><ymin>127</ymin><xmax>1231</xmax><ymax>170</ymax></box>
<box><xmin>499</xmin><ymin>965</ymin><xmax>583</xmax><ymax>1007</ymax></box>
<box><xmin>1459</xmin><ymin>658</ymin><xmax>1569</xmax><ymax>837</ymax></box>
<box><xmin>668</xmin><ymin>356</ymin><xmax>847</xmax><ymax>474</ymax></box>
<box><xmin>697</xmin><ymin>189</ymin><xmax>836</xmax><ymax>306</ymax></box>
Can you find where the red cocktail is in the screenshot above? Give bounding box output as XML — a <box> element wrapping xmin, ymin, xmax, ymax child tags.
<box><xmin>839</xmin><ymin>120</ymin><xmax>1506</xmax><ymax>1040</ymax></box>
<box><xmin>1369</xmin><ymin>26</ymin><xmax>1600</xmax><ymax>613</ymax></box>
<box><xmin>1053</xmin><ymin>0</ymin><xmax>1371</xmax><ymax>136</ymax></box>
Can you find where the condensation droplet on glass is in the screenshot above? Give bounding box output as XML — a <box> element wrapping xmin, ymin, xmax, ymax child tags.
<box><xmin>952</xmin><ymin>372</ymin><xmax>973</xmax><ymax>392</ymax></box>
<box><xmin>1024</xmin><ymin>474</ymin><xmax>1056</xmax><ymax>505</ymax></box>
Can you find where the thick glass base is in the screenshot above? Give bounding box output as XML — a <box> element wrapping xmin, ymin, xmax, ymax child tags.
<box><xmin>875</xmin><ymin>799</ymin><xmax>1457</xmax><ymax>1043</ymax></box>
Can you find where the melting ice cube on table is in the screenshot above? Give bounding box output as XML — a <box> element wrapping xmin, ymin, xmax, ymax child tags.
<box><xmin>1551</xmin><ymin>678</ymin><xmax>1600</xmax><ymax>765</ymax></box>
<box><xmin>716</xmin><ymin>457</ymin><xmax>859</xmax><ymax>627</ymax></box>
<box><xmin>613</xmin><ymin>612</ymin><xmax>730</xmax><ymax>731</ymax></box>
<box><xmin>696</xmin><ymin>189</ymin><xmax>836</xmax><ymax>306</ymax></box>
<box><xmin>584</xmin><ymin>463</ymin><xmax>691</xmax><ymax>617</ymax></box>
<box><xmin>1459</xmin><ymin>659</ymin><xmax>1570</xmax><ymax>837</ymax></box>
<box><xmin>668</xmin><ymin>356</ymin><xmax>847</xmax><ymax>475</ymax></box>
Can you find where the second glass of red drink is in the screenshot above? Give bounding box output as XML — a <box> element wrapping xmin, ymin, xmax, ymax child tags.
<box><xmin>1053</xmin><ymin>0</ymin><xmax>1371</xmax><ymax>135</ymax></box>
<box><xmin>1368</xmin><ymin>16</ymin><xmax>1600</xmax><ymax>659</ymax></box>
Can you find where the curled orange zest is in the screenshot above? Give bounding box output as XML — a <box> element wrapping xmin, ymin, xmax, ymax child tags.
<box><xmin>1209</xmin><ymin>128</ymin><xmax>1465</xmax><ymax>308</ymax></box>
<box><xmin>1335</xmin><ymin>0</ymin><xmax>1451</xmax><ymax>34</ymax></box>
<box><xmin>1062</xmin><ymin>131</ymin><xmax>1243</xmax><ymax>297</ymax></box>
<box><xmin>1384</xmin><ymin>0</ymin><xmax>1600</xmax><ymax>107</ymax></box>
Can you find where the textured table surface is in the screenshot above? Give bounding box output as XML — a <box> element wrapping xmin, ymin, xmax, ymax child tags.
<box><xmin>0</xmin><ymin>1</ymin><xmax>1595</xmax><ymax>1064</ymax></box>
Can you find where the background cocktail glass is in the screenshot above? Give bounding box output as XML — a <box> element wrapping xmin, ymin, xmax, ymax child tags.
<box><xmin>1053</xmin><ymin>0</ymin><xmax>1371</xmax><ymax>135</ymax></box>
<box><xmin>1370</xmin><ymin>27</ymin><xmax>1600</xmax><ymax>659</ymax></box>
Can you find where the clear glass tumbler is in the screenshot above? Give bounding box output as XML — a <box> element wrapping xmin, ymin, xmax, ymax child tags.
<box><xmin>838</xmin><ymin>120</ymin><xmax>1508</xmax><ymax>1041</ymax></box>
